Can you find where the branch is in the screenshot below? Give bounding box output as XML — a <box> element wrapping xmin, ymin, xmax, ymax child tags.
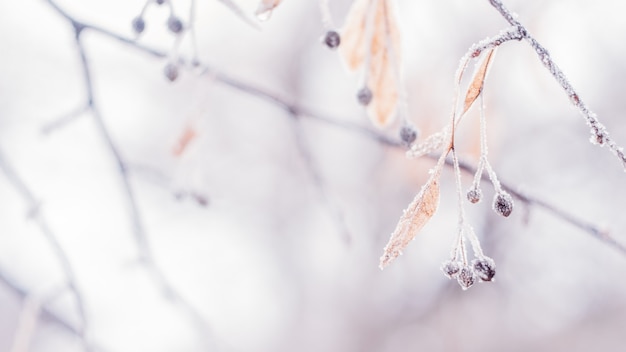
<box><xmin>488</xmin><ymin>0</ymin><xmax>626</xmax><ymax>171</ymax></box>
<box><xmin>44</xmin><ymin>1</ymin><xmax>216</xmax><ymax>350</ymax></box>
<box><xmin>0</xmin><ymin>148</ymin><xmax>91</xmax><ymax>351</ymax></box>
<box><xmin>45</xmin><ymin>0</ymin><xmax>626</xmax><ymax>258</ymax></box>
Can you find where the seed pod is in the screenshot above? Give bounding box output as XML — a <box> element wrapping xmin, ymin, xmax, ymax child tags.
<box><xmin>493</xmin><ymin>191</ymin><xmax>513</xmax><ymax>217</ymax></box>
<box><xmin>472</xmin><ymin>257</ymin><xmax>496</xmax><ymax>282</ymax></box>
<box><xmin>441</xmin><ymin>260</ymin><xmax>461</xmax><ymax>279</ymax></box>
<box><xmin>167</xmin><ymin>16</ymin><xmax>183</xmax><ymax>34</ymax></box>
<box><xmin>467</xmin><ymin>188</ymin><xmax>482</xmax><ymax>204</ymax></box>
<box><xmin>457</xmin><ymin>266</ymin><xmax>476</xmax><ymax>290</ymax></box>
<box><xmin>323</xmin><ymin>30</ymin><xmax>341</xmax><ymax>49</ymax></box>
<box><xmin>164</xmin><ymin>63</ymin><xmax>179</xmax><ymax>82</ymax></box>
<box><xmin>132</xmin><ymin>17</ymin><xmax>145</xmax><ymax>34</ymax></box>
<box><xmin>357</xmin><ymin>87</ymin><xmax>373</xmax><ymax>106</ymax></box>
<box><xmin>400</xmin><ymin>125</ymin><xmax>417</xmax><ymax>146</ymax></box>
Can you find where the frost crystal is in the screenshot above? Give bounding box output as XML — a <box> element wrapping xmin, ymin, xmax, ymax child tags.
<box><xmin>457</xmin><ymin>266</ymin><xmax>476</xmax><ymax>290</ymax></box>
<box><xmin>467</xmin><ymin>188</ymin><xmax>482</xmax><ymax>204</ymax></box>
<box><xmin>441</xmin><ymin>260</ymin><xmax>461</xmax><ymax>279</ymax></box>
<box><xmin>493</xmin><ymin>192</ymin><xmax>513</xmax><ymax>217</ymax></box>
<box><xmin>472</xmin><ymin>257</ymin><xmax>496</xmax><ymax>282</ymax></box>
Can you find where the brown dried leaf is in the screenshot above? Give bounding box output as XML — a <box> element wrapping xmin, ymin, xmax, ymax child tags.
<box><xmin>255</xmin><ymin>0</ymin><xmax>283</xmax><ymax>21</ymax></box>
<box><xmin>379</xmin><ymin>164</ymin><xmax>442</xmax><ymax>269</ymax></box>
<box><xmin>462</xmin><ymin>48</ymin><xmax>496</xmax><ymax>115</ymax></box>
<box><xmin>339</xmin><ymin>0</ymin><xmax>401</xmax><ymax>127</ymax></box>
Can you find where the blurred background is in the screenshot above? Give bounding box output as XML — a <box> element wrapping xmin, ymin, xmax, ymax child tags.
<box><xmin>1</xmin><ymin>0</ymin><xmax>626</xmax><ymax>351</ymax></box>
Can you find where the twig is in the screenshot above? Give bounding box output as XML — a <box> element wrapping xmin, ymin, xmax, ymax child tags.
<box><xmin>0</xmin><ymin>149</ymin><xmax>90</xmax><ymax>351</ymax></box>
<box><xmin>0</xmin><ymin>273</ymin><xmax>74</xmax><ymax>333</ymax></box>
<box><xmin>43</xmin><ymin>1</ymin><xmax>217</xmax><ymax>350</ymax></box>
<box><xmin>453</xmin><ymin>157</ymin><xmax>626</xmax><ymax>256</ymax></box>
<box><xmin>487</xmin><ymin>0</ymin><xmax>626</xmax><ymax>171</ymax></box>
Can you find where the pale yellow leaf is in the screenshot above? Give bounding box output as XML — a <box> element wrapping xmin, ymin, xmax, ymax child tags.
<box><xmin>338</xmin><ymin>0</ymin><xmax>369</xmax><ymax>70</ymax></box>
<box><xmin>379</xmin><ymin>164</ymin><xmax>442</xmax><ymax>269</ymax></box>
<box><xmin>462</xmin><ymin>48</ymin><xmax>496</xmax><ymax>115</ymax></box>
<box><xmin>339</xmin><ymin>0</ymin><xmax>401</xmax><ymax>128</ymax></box>
<box><xmin>255</xmin><ymin>0</ymin><xmax>283</xmax><ymax>21</ymax></box>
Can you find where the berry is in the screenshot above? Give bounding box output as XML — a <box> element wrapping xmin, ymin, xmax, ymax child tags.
<box><xmin>441</xmin><ymin>260</ymin><xmax>461</xmax><ymax>279</ymax></box>
<box><xmin>323</xmin><ymin>30</ymin><xmax>341</xmax><ymax>49</ymax></box>
<box><xmin>357</xmin><ymin>87</ymin><xmax>373</xmax><ymax>106</ymax></box>
<box><xmin>472</xmin><ymin>257</ymin><xmax>496</xmax><ymax>282</ymax></box>
<box><xmin>493</xmin><ymin>191</ymin><xmax>513</xmax><ymax>217</ymax></box>
<box><xmin>164</xmin><ymin>63</ymin><xmax>179</xmax><ymax>82</ymax></box>
<box><xmin>399</xmin><ymin>124</ymin><xmax>417</xmax><ymax>146</ymax></box>
<box><xmin>457</xmin><ymin>266</ymin><xmax>476</xmax><ymax>290</ymax></box>
<box><xmin>167</xmin><ymin>16</ymin><xmax>183</xmax><ymax>34</ymax></box>
<box><xmin>467</xmin><ymin>188</ymin><xmax>482</xmax><ymax>204</ymax></box>
<box><xmin>132</xmin><ymin>17</ymin><xmax>145</xmax><ymax>34</ymax></box>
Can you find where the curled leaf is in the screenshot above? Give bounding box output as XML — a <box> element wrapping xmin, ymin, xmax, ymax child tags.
<box><xmin>255</xmin><ymin>0</ymin><xmax>283</xmax><ymax>21</ymax></box>
<box><xmin>380</xmin><ymin>163</ymin><xmax>443</xmax><ymax>269</ymax></box>
<box><xmin>462</xmin><ymin>48</ymin><xmax>497</xmax><ymax>116</ymax></box>
<box><xmin>339</xmin><ymin>0</ymin><xmax>401</xmax><ymax>128</ymax></box>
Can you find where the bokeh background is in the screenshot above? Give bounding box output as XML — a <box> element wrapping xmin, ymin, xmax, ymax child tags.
<box><xmin>1</xmin><ymin>0</ymin><xmax>626</xmax><ymax>351</ymax></box>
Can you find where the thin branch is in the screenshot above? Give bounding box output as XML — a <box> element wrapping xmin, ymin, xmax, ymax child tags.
<box><xmin>0</xmin><ymin>272</ymin><xmax>77</xmax><ymax>340</ymax></box>
<box><xmin>488</xmin><ymin>0</ymin><xmax>626</xmax><ymax>171</ymax></box>
<box><xmin>44</xmin><ymin>1</ymin><xmax>216</xmax><ymax>349</ymax></box>
<box><xmin>0</xmin><ymin>149</ymin><xmax>90</xmax><ymax>351</ymax></box>
<box><xmin>453</xmin><ymin>157</ymin><xmax>626</xmax><ymax>256</ymax></box>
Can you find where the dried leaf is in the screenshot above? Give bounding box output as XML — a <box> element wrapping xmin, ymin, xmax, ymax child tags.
<box><xmin>379</xmin><ymin>164</ymin><xmax>442</xmax><ymax>269</ymax></box>
<box><xmin>462</xmin><ymin>48</ymin><xmax>496</xmax><ymax>115</ymax></box>
<box><xmin>339</xmin><ymin>0</ymin><xmax>401</xmax><ymax>128</ymax></box>
<box><xmin>255</xmin><ymin>0</ymin><xmax>283</xmax><ymax>21</ymax></box>
<box><xmin>172</xmin><ymin>126</ymin><xmax>197</xmax><ymax>157</ymax></box>
<box><xmin>338</xmin><ymin>0</ymin><xmax>369</xmax><ymax>70</ymax></box>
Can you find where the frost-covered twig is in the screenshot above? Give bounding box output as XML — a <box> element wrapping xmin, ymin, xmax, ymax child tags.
<box><xmin>488</xmin><ymin>0</ymin><xmax>626</xmax><ymax>171</ymax></box>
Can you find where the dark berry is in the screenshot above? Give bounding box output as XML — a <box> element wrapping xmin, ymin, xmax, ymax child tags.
<box><xmin>467</xmin><ymin>188</ymin><xmax>482</xmax><ymax>204</ymax></box>
<box><xmin>324</xmin><ymin>30</ymin><xmax>341</xmax><ymax>49</ymax></box>
<box><xmin>164</xmin><ymin>63</ymin><xmax>179</xmax><ymax>82</ymax></box>
<box><xmin>399</xmin><ymin>124</ymin><xmax>417</xmax><ymax>146</ymax></box>
<box><xmin>441</xmin><ymin>260</ymin><xmax>461</xmax><ymax>279</ymax></box>
<box><xmin>357</xmin><ymin>87</ymin><xmax>373</xmax><ymax>106</ymax></box>
<box><xmin>132</xmin><ymin>17</ymin><xmax>145</xmax><ymax>34</ymax></box>
<box><xmin>457</xmin><ymin>266</ymin><xmax>476</xmax><ymax>290</ymax></box>
<box><xmin>472</xmin><ymin>257</ymin><xmax>496</xmax><ymax>282</ymax></box>
<box><xmin>167</xmin><ymin>16</ymin><xmax>183</xmax><ymax>34</ymax></box>
<box><xmin>493</xmin><ymin>192</ymin><xmax>513</xmax><ymax>217</ymax></box>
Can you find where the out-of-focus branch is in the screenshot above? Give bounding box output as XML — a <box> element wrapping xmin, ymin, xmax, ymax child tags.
<box><xmin>488</xmin><ymin>0</ymin><xmax>626</xmax><ymax>171</ymax></box>
<box><xmin>43</xmin><ymin>1</ymin><xmax>216</xmax><ymax>350</ymax></box>
<box><xmin>0</xmin><ymin>272</ymin><xmax>78</xmax><ymax>339</ymax></box>
<box><xmin>0</xmin><ymin>149</ymin><xmax>91</xmax><ymax>351</ymax></box>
